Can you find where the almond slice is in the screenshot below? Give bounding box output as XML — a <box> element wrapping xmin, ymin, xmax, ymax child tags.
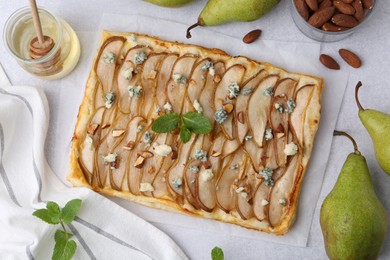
<box><xmin>223</xmin><ymin>103</ymin><xmax>234</xmax><ymax>114</ymax></box>
<box><xmin>134</xmin><ymin>156</ymin><xmax>145</xmax><ymax>168</ymax></box>
<box><xmin>237</xmin><ymin>111</ymin><xmax>245</xmax><ymax>124</ymax></box>
<box><xmin>123</xmin><ymin>141</ymin><xmax>135</xmax><ymax>151</ymax></box>
<box><xmin>141</xmin><ymin>151</ymin><xmax>154</xmax><ymax>158</ymax></box>
<box><xmin>112</xmin><ymin>129</ymin><xmax>126</xmax><ymax>137</ymax></box>
<box><xmin>87</xmin><ymin>123</ymin><xmax>99</xmax><ymax>135</ymax></box>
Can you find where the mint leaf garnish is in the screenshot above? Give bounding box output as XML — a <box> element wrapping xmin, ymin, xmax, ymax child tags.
<box><xmin>182</xmin><ymin>112</ymin><xmax>212</xmax><ymax>134</ymax></box>
<box><xmin>180</xmin><ymin>126</ymin><xmax>191</xmax><ymax>143</ymax></box>
<box><xmin>152</xmin><ymin>113</ymin><xmax>180</xmax><ymax>133</ymax></box>
<box><xmin>33</xmin><ymin>209</ymin><xmax>59</xmax><ymax>225</ymax></box>
<box><xmin>47</xmin><ymin>201</ymin><xmax>61</xmax><ymax>224</ymax></box>
<box><xmin>61</xmin><ymin>199</ymin><xmax>82</xmax><ymax>224</ymax></box>
<box><xmin>151</xmin><ymin>111</ymin><xmax>212</xmax><ymax>143</ymax></box>
<box><xmin>211</xmin><ymin>246</ymin><xmax>224</xmax><ymax>260</ymax></box>
<box><xmin>53</xmin><ymin>230</ymin><xmax>77</xmax><ymax>260</ymax></box>
<box><xmin>33</xmin><ymin>199</ymin><xmax>82</xmax><ymax>260</ymax></box>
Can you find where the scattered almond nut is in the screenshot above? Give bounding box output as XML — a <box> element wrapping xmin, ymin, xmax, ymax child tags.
<box><xmin>331</xmin><ymin>14</ymin><xmax>358</xmax><ymax>28</ymax></box>
<box><xmin>237</xmin><ymin>111</ymin><xmax>245</xmax><ymax>124</ymax></box>
<box><xmin>339</xmin><ymin>49</ymin><xmax>362</xmax><ymax>68</ymax></box>
<box><xmin>322</xmin><ymin>22</ymin><xmax>347</xmax><ymax>32</ymax></box>
<box><xmin>305</xmin><ymin>0</ymin><xmax>318</xmax><ymax>11</ymax></box>
<box><xmin>277</xmin><ymin>133</ymin><xmax>285</xmax><ymax>139</ymax></box>
<box><xmin>87</xmin><ymin>123</ymin><xmax>99</xmax><ymax>135</ymax></box>
<box><xmin>112</xmin><ymin>129</ymin><xmax>126</xmax><ymax>137</ymax></box>
<box><xmin>123</xmin><ymin>141</ymin><xmax>135</xmax><ymax>151</ymax></box>
<box><xmin>319</xmin><ymin>0</ymin><xmax>333</xmax><ymax>9</ymax></box>
<box><xmin>333</xmin><ymin>1</ymin><xmax>356</xmax><ymax>15</ymax></box>
<box><xmin>352</xmin><ymin>0</ymin><xmax>364</xmax><ymax>21</ymax></box>
<box><xmin>320</xmin><ymin>54</ymin><xmax>340</xmax><ymax>70</ymax></box>
<box><xmin>294</xmin><ymin>0</ymin><xmax>309</xmax><ymax>21</ymax></box>
<box><xmin>308</xmin><ymin>7</ymin><xmax>335</xmax><ymax>28</ymax></box>
<box><xmin>242</xmin><ymin>29</ymin><xmax>262</xmax><ymax>44</ymax></box>
<box><xmin>223</xmin><ymin>103</ymin><xmax>234</xmax><ymax>114</ymax></box>
<box><xmin>361</xmin><ymin>0</ymin><xmax>374</xmax><ymax>9</ymax></box>
<box><xmin>134</xmin><ymin>156</ymin><xmax>145</xmax><ymax>168</ymax></box>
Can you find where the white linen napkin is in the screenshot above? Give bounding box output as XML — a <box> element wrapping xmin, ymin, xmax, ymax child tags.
<box><xmin>0</xmin><ymin>66</ymin><xmax>188</xmax><ymax>260</ymax></box>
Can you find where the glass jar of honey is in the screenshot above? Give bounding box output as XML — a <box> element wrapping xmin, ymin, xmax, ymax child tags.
<box><xmin>3</xmin><ymin>6</ymin><xmax>81</xmax><ymax>80</ymax></box>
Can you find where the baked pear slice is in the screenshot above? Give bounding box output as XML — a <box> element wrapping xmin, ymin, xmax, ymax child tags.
<box><xmin>247</xmin><ymin>75</ymin><xmax>279</xmax><ymax>147</ymax></box>
<box><xmin>214</xmin><ymin>64</ymin><xmax>246</xmax><ymax>140</ymax></box>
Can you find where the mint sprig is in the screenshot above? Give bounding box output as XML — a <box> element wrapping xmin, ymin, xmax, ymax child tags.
<box><xmin>33</xmin><ymin>199</ymin><xmax>82</xmax><ymax>260</ymax></box>
<box><xmin>152</xmin><ymin>112</ymin><xmax>212</xmax><ymax>143</ymax></box>
<box><xmin>211</xmin><ymin>246</ymin><xmax>224</xmax><ymax>260</ymax></box>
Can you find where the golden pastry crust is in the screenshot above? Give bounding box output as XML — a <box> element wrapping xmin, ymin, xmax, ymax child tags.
<box><xmin>68</xmin><ymin>31</ymin><xmax>324</xmax><ymax>235</ymax></box>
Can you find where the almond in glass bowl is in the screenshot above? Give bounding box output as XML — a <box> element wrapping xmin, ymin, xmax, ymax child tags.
<box><xmin>291</xmin><ymin>0</ymin><xmax>375</xmax><ymax>42</ymax></box>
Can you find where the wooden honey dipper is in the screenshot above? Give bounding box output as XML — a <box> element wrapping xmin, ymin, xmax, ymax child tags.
<box><xmin>28</xmin><ymin>0</ymin><xmax>60</xmax><ymax>70</ymax></box>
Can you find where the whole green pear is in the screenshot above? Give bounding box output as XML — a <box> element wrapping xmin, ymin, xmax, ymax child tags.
<box><xmin>186</xmin><ymin>0</ymin><xmax>280</xmax><ymax>38</ymax></box>
<box><xmin>320</xmin><ymin>131</ymin><xmax>388</xmax><ymax>260</ymax></box>
<box><xmin>356</xmin><ymin>81</ymin><xmax>390</xmax><ymax>176</ymax></box>
<box><xmin>144</xmin><ymin>0</ymin><xmax>194</xmax><ymax>7</ymax></box>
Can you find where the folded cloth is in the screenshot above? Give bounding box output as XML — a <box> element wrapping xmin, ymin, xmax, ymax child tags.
<box><xmin>0</xmin><ymin>69</ymin><xmax>187</xmax><ymax>259</ymax></box>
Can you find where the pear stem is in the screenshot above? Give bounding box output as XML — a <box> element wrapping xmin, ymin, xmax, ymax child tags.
<box><xmin>186</xmin><ymin>22</ymin><xmax>199</xmax><ymax>39</ymax></box>
<box><xmin>355</xmin><ymin>81</ymin><xmax>365</xmax><ymax>111</ymax></box>
<box><xmin>334</xmin><ymin>130</ymin><xmax>360</xmax><ymax>155</ymax></box>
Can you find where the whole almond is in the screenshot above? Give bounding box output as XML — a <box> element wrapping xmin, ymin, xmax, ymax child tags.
<box><xmin>332</xmin><ymin>14</ymin><xmax>358</xmax><ymax>27</ymax></box>
<box><xmin>352</xmin><ymin>0</ymin><xmax>364</xmax><ymax>21</ymax></box>
<box><xmin>305</xmin><ymin>0</ymin><xmax>318</xmax><ymax>11</ymax></box>
<box><xmin>334</xmin><ymin>1</ymin><xmax>356</xmax><ymax>15</ymax></box>
<box><xmin>320</xmin><ymin>54</ymin><xmax>340</xmax><ymax>70</ymax></box>
<box><xmin>319</xmin><ymin>0</ymin><xmax>333</xmax><ymax>9</ymax></box>
<box><xmin>243</xmin><ymin>29</ymin><xmax>262</xmax><ymax>44</ymax></box>
<box><xmin>322</xmin><ymin>22</ymin><xmax>347</xmax><ymax>32</ymax></box>
<box><xmin>361</xmin><ymin>0</ymin><xmax>374</xmax><ymax>9</ymax></box>
<box><xmin>341</xmin><ymin>0</ymin><xmax>354</xmax><ymax>3</ymax></box>
<box><xmin>294</xmin><ymin>0</ymin><xmax>310</xmax><ymax>21</ymax></box>
<box><xmin>339</xmin><ymin>49</ymin><xmax>362</xmax><ymax>68</ymax></box>
<box><xmin>308</xmin><ymin>7</ymin><xmax>335</xmax><ymax>28</ymax></box>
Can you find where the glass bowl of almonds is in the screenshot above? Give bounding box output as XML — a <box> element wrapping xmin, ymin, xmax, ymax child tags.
<box><xmin>291</xmin><ymin>0</ymin><xmax>375</xmax><ymax>42</ymax></box>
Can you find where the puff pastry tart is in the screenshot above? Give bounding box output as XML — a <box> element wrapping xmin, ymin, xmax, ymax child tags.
<box><xmin>68</xmin><ymin>31</ymin><xmax>324</xmax><ymax>235</ymax></box>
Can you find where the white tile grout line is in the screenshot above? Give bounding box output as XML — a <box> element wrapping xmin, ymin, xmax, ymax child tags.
<box><xmin>0</xmin><ymin>63</ymin><xmax>11</xmax><ymax>87</ymax></box>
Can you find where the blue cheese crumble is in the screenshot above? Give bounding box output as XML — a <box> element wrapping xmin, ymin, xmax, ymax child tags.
<box><xmin>275</xmin><ymin>103</ymin><xmax>283</xmax><ymax>113</ymax></box>
<box><xmin>263</xmin><ymin>86</ymin><xmax>274</xmax><ymax>97</ymax></box>
<box><xmin>265</xmin><ymin>128</ymin><xmax>273</xmax><ymax>140</ymax></box>
<box><xmin>143</xmin><ymin>131</ymin><xmax>152</xmax><ymax>145</ymax></box>
<box><xmin>189</xmin><ymin>165</ymin><xmax>200</xmax><ymax>173</ymax></box>
<box><xmin>122</xmin><ymin>67</ymin><xmax>133</xmax><ymax>80</ymax></box>
<box><xmin>163</xmin><ymin>102</ymin><xmax>172</xmax><ymax>112</ymax></box>
<box><xmin>102</xmin><ymin>52</ymin><xmax>116</xmax><ymax>64</ymax></box>
<box><xmin>128</xmin><ymin>85</ymin><xmax>142</xmax><ymax>99</ymax></box>
<box><xmin>103</xmin><ymin>153</ymin><xmax>117</xmax><ymax>164</ymax></box>
<box><xmin>242</xmin><ymin>87</ymin><xmax>253</xmax><ymax>96</ymax></box>
<box><xmin>214</xmin><ymin>109</ymin><xmax>227</xmax><ymax>124</ymax></box>
<box><xmin>172</xmin><ymin>73</ymin><xmax>188</xmax><ymax>84</ymax></box>
<box><xmin>259</xmin><ymin>167</ymin><xmax>274</xmax><ymax>186</ymax></box>
<box><xmin>104</xmin><ymin>92</ymin><xmax>116</xmax><ymax>109</ymax></box>
<box><xmin>230</xmin><ymin>163</ymin><xmax>239</xmax><ymax>170</ymax></box>
<box><xmin>279</xmin><ymin>198</ymin><xmax>287</xmax><ymax>206</ymax></box>
<box><xmin>285</xmin><ymin>99</ymin><xmax>296</xmax><ymax>113</ymax></box>
<box><xmin>244</xmin><ymin>135</ymin><xmax>252</xmax><ymax>141</ymax></box>
<box><xmin>228</xmin><ymin>82</ymin><xmax>240</xmax><ymax>99</ymax></box>
<box><xmin>134</xmin><ymin>51</ymin><xmax>147</xmax><ymax>65</ymax></box>
<box><xmin>194</xmin><ymin>148</ymin><xmax>207</xmax><ymax>162</ymax></box>
<box><xmin>136</xmin><ymin>125</ymin><xmax>144</xmax><ymax>133</ymax></box>
<box><xmin>172</xmin><ymin>178</ymin><xmax>183</xmax><ymax>189</ymax></box>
